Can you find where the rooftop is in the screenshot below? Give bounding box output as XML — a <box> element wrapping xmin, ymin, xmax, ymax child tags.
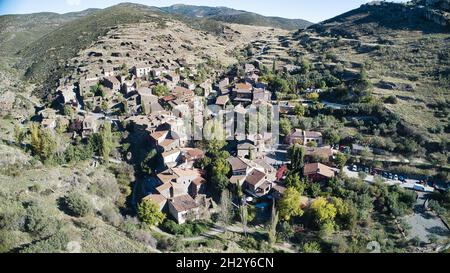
<box><xmin>170</xmin><ymin>194</ymin><xmax>198</xmax><ymax>213</ymax></box>
<box><xmin>245</xmin><ymin>169</ymin><xmax>266</xmax><ymax>186</ymax></box>
<box><xmin>303</xmin><ymin>163</ymin><xmax>336</xmax><ymax>178</ymax></box>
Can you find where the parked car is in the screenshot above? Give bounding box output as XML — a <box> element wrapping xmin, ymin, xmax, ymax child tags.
<box><xmin>388</xmin><ymin>173</ymin><xmax>394</xmax><ymax>180</ymax></box>
<box><xmin>399</xmin><ymin>176</ymin><xmax>406</xmax><ymax>182</ymax></box>
<box><xmin>352</xmin><ymin>165</ymin><xmax>358</xmax><ymax>172</ymax></box>
<box><xmin>394</xmin><ymin>174</ymin><xmax>398</xmax><ymax>180</ymax></box>
<box><xmin>413</xmin><ymin>184</ymin><xmax>426</xmax><ymax>192</ymax></box>
<box><xmin>365</xmin><ymin>167</ymin><xmax>369</xmax><ymax>173</ymax></box>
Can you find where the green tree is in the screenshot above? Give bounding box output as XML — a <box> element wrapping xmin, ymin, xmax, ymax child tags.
<box><xmin>29</xmin><ymin>123</ymin><xmax>57</xmax><ymax>163</ymax></box>
<box><xmin>324</xmin><ymin>130</ymin><xmax>340</xmax><ymax>145</ymax></box>
<box><xmin>284</xmin><ymin>172</ymin><xmax>304</xmax><ymax>192</ymax></box>
<box><xmin>268</xmin><ymin>202</ymin><xmax>279</xmax><ymax>245</ymax></box>
<box><xmin>280</xmin><ymin>118</ymin><xmax>292</xmax><ymax>136</ymax></box>
<box><xmin>310</xmin><ymin>197</ymin><xmax>337</xmax><ymax>232</ymax></box>
<box><xmin>152</xmin><ymin>84</ymin><xmax>170</xmax><ymax>97</ymax></box>
<box><xmin>294</xmin><ymin>104</ymin><xmax>306</xmax><ymax>118</ymax></box>
<box><xmin>137</xmin><ymin>199</ymin><xmax>165</xmax><ymax>226</ymax></box>
<box><xmin>99</xmin><ymin>122</ymin><xmax>113</xmax><ymax>162</ymax></box>
<box><xmin>300</xmin><ymin>59</ymin><xmax>311</xmax><ymax>74</ymax></box>
<box><xmin>218</xmin><ymin>190</ymin><xmax>233</xmax><ymax>227</ymax></box>
<box><xmin>334</xmin><ymin>152</ymin><xmax>348</xmax><ymax>170</ymax></box>
<box><xmin>278</xmin><ymin>187</ymin><xmax>304</xmax><ymax>222</ymax></box>
<box><xmin>288</xmin><ymin>145</ymin><xmax>305</xmax><ymax>173</ymax></box>
<box><xmin>63</xmin><ymin>105</ymin><xmax>74</xmax><ymax>117</ymax></box>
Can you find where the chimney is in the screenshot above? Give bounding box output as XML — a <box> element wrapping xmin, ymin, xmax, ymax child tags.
<box><xmin>169</xmin><ymin>187</ymin><xmax>174</xmax><ymax>199</ymax></box>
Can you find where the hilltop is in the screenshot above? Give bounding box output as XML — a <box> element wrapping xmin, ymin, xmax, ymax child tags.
<box><xmin>161</xmin><ymin>4</ymin><xmax>313</xmax><ymax>30</ymax></box>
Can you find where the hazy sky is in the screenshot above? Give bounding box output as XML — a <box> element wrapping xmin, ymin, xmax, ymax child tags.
<box><xmin>0</xmin><ymin>0</ymin><xmax>406</xmax><ymax>23</ymax></box>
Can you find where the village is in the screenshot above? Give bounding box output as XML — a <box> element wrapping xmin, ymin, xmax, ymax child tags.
<box><xmin>32</xmin><ymin>46</ymin><xmax>440</xmax><ymax>229</ymax></box>
<box><xmin>22</xmin><ymin>16</ymin><xmax>447</xmax><ymax>246</ymax></box>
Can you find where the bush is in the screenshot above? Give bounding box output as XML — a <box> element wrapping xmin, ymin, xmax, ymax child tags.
<box><xmin>160</xmin><ymin>220</ymin><xmax>209</xmax><ymax>237</ymax></box>
<box><xmin>384</xmin><ymin>95</ymin><xmax>398</xmax><ymax>104</ymax></box>
<box><xmin>100</xmin><ymin>205</ymin><xmax>123</xmax><ymax>227</ymax></box>
<box><xmin>132</xmin><ymin>229</ymin><xmax>157</xmax><ymax>248</ymax></box>
<box><xmin>20</xmin><ymin>231</ymin><xmax>70</xmax><ymax>253</ymax></box>
<box><xmin>302</xmin><ymin>241</ymin><xmax>322</xmax><ymax>253</ymax></box>
<box><xmin>25</xmin><ymin>203</ymin><xmax>59</xmax><ymax>237</ymax></box>
<box><xmin>64</xmin><ymin>192</ymin><xmax>93</xmax><ymax>217</ymax></box>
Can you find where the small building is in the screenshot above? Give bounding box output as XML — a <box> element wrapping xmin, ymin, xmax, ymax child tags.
<box><xmin>102</xmin><ymin>76</ymin><xmax>121</xmax><ymax>92</ymax></box>
<box><xmin>237</xmin><ymin>140</ymin><xmax>258</xmax><ymax>159</ymax></box>
<box><xmin>57</xmin><ymin>85</ymin><xmax>77</xmax><ymax>105</ymax></box>
<box><xmin>215</xmin><ymin>95</ymin><xmax>230</xmax><ymax>109</ymax></box>
<box><xmin>165</xmin><ymin>72</ymin><xmax>180</xmax><ymax>83</ymax></box>
<box><xmin>303</xmin><ymin>163</ymin><xmax>337</xmax><ymax>183</ymax></box>
<box><xmin>287</xmin><ymin>129</ymin><xmax>323</xmax><ymax>146</ymax></box>
<box><xmin>304</xmin><ymin>146</ymin><xmax>333</xmax><ymax>163</ymax></box>
<box><xmin>82</xmin><ymin>115</ymin><xmax>103</xmax><ymax>138</ymax></box>
<box><xmin>134</xmin><ymin>65</ymin><xmax>152</xmax><ymax>78</ymax></box>
<box><xmin>243</xmin><ymin>169</ymin><xmax>272</xmax><ymax>197</ymax></box>
<box><xmin>168</xmin><ymin>194</ymin><xmax>200</xmax><ymax>224</ymax></box>
<box><xmin>232</xmin><ymin>82</ymin><xmax>253</xmax><ymax>104</ymax></box>
<box><xmin>181</xmin><ymin>80</ymin><xmax>196</xmax><ymax>91</ymax></box>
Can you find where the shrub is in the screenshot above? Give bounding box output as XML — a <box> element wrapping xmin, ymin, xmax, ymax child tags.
<box><xmin>20</xmin><ymin>231</ymin><xmax>70</xmax><ymax>253</ymax></box>
<box><xmin>64</xmin><ymin>192</ymin><xmax>93</xmax><ymax>217</ymax></box>
<box><xmin>302</xmin><ymin>241</ymin><xmax>322</xmax><ymax>253</ymax></box>
<box><xmin>25</xmin><ymin>203</ymin><xmax>59</xmax><ymax>237</ymax></box>
<box><xmin>384</xmin><ymin>95</ymin><xmax>398</xmax><ymax>104</ymax></box>
<box><xmin>100</xmin><ymin>205</ymin><xmax>123</xmax><ymax>227</ymax></box>
<box><xmin>161</xmin><ymin>220</ymin><xmax>209</xmax><ymax>237</ymax></box>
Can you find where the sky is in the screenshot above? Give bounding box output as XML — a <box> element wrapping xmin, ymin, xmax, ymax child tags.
<box><xmin>0</xmin><ymin>0</ymin><xmax>406</xmax><ymax>23</ymax></box>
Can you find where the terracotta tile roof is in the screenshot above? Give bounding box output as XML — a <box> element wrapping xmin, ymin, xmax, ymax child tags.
<box><xmin>235</xmin><ymin>82</ymin><xmax>252</xmax><ymax>91</ymax></box>
<box><xmin>170</xmin><ymin>194</ymin><xmax>198</xmax><ymax>212</ymax></box>
<box><xmin>160</xmin><ymin>138</ymin><xmax>176</xmax><ymax>148</ymax></box>
<box><xmin>182</xmin><ymin>148</ymin><xmax>205</xmax><ymax>160</ymax></box>
<box><xmin>245</xmin><ymin>169</ymin><xmax>266</xmax><ymax>186</ymax></box>
<box><xmin>172</xmin><ymin>168</ymin><xmax>202</xmax><ymax>178</ymax></box>
<box><xmin>305</xmin><ymin>131</ymin><xmax>322</xmax><ymax>138</ymax></box>
<box><xmin>227</xmin><ymin>157</ymin><xmax>249</xmax><ymax>172</ymax></box>
<box><xmin>216</xmin><ymin>95</ymin><xmax>230</xmax><ymax>106</ymax></box>
<box><xmin>156</xmin><ymin>183</ymin><xmax>172</xmax><ymax>193</ymax></box>
<box><xmin>150</xmin><ymin>130</ymin><xmax>169</xmax><ymax>141</ymax></box>
<box><xmin>304</xmin><ymin>147</ymin><xmax>333</xmax><ymax>158</ymax></box>
<box><xmin>230</xmin><ymin>175</ymin><xmax>246</xmax><ymax>185</ymax></box>
<box><xmin>303</xmin><ymin>163</ymin><xmax>335</xmax><ymax>178</ymax></box>
<box><xmin>143</xmin><ymin>194</ymin><xmax>167</xmax><ymax>206</ymax></box>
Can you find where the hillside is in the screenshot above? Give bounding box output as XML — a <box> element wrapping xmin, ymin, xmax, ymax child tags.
<box><xmin>161</xmin><ymin>4</ymin><xmax>313</xmax><ymax>30</ymax></box>
<box><xmin>15</xmin><ymin>3</ymin><xmax>273</xmax><ymax>99</ymax></box>
<box><xmin>0</xmin><ymin>10</ymin><xmax>98</xmax><ymax>57</ymax></box>
<box><xmin>293</xmin><ymin>1</ymin><xmax>449</xmax><ymax>151</ymax></box>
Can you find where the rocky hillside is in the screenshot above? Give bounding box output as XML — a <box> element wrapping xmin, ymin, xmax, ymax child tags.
<box><xmin>161</xmin><ymin>4</ymin><xmax>313</xmax><ymax>30</ymax></box>
<box><xmin>296</xmin><ymin>1</ymin><xmax>449</xmax><ymax>145</ymax></box>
